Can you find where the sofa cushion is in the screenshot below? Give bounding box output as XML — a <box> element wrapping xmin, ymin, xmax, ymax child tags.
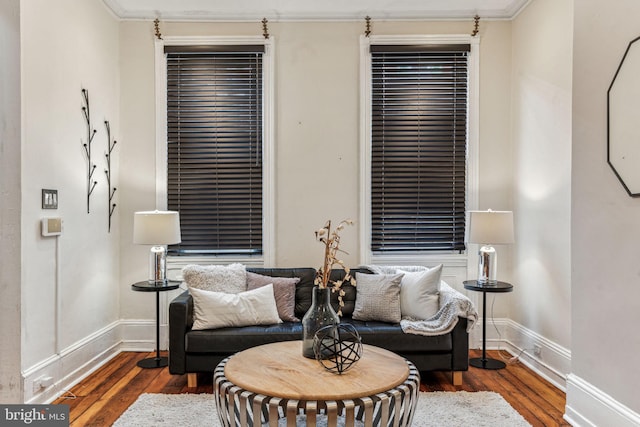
<box><xmin>398</xmin><ymin>265</ymin><xmax>442</xmax><ymax>320</ymax></box>
<box><xmin>190</xmin><ymin>285</ymin><xmax>281</xmax><ymax>330</ymax></box>
<box><xmin>246</xmin><ymin>271</ymin><xmax>300</xmax><ymax>322</ymax></box>
<box><xmin>343</xmin><ymin>319</ymin><xmax>453</xmax><ymax>352</ymax></box>
<box><xmin>352</xmin><ymin>273</ymin><xmax>403</xmax><ymax>323</ymax></box>
<box><xmin>186</xmin><ymin>323</ymin><xmax>303</xmax><ymax>353</ymax></box>
<box><xmin>184</xmin><ymin>319</ymin><xmax>452</xmax><ymax>354</ymax></box>
<box><xmin>183</xmin><ymin>263</ymin><xmax>246</xmax><ymax>293</ymax></box>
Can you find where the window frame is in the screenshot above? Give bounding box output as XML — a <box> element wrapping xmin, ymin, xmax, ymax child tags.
<box><xmin>155</xmin><ymin>36</ymin><xmax>275</xmax><ymax>269</ymax></box>
<box><xmin>359</xmin><ymin>34</ymin><xmax>479</xmax><ymax>268</ymax></box>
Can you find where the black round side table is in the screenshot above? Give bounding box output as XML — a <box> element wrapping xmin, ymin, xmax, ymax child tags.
<box><xmin>463</xmin><ymin>280</ymin><xmax>513</xmax><ymax>370</ymax></box>
<box><xmin>131</xmin><ymin>280</ymin><xmax>181</xmax><ymax>368</ymax></box>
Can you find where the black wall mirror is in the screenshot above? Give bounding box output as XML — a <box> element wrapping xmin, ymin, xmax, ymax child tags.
<box><xmin>608</xmin><ymin>35</ymin><xmax>640</xmax><ymax>197</ymax></box>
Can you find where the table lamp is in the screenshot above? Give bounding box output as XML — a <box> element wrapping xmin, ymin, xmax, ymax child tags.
<box><xmin>466</xmin><ymin>210</ymin><xmax>514</xmax><ymax>285</ymax></box>
<box><xmin>133</xmin><ymin>210</ymin><xmax>181</xmax><ymax>284</ymax></box>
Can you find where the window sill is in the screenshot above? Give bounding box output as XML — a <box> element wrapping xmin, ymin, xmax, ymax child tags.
<box><xmin>368</xmin><ymin>252</ymin><xmax>469</xmax><ymax>269</ymax></box>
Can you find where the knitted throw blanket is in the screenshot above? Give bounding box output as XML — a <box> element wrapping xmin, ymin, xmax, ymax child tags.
<box><xmin>361</xmin><ymin>265</ymin><xmax>478</xmax><ymax>336</ymax></box>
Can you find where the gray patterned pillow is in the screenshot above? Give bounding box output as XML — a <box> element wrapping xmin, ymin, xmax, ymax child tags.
<box><xmin>352</xmin><ymin>273</ymin><xmax>404</xmax><ymax>323</ymax></box>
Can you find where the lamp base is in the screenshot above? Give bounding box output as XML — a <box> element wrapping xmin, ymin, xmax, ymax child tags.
<box><xmin>478</xmin><ymin>245</ymin><xmax>497</xmax><ymax>284</ymax></box>
<box><xmin>149</xmin><ymin>245</ymin><xmax>167</xmax><ymax>283</ymax></box>
<box><xmin>137</xmin><ymin>356</ymin><xmax>168</xmax><ymax>369</ymax></box>
<box><xmin>470</xmin><ymin>357</ymin><xmax>506</xmax><ymax>370</ymax></box>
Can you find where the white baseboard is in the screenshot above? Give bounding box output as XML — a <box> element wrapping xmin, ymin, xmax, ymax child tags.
<box><xmin>470</xmin><ymin>318</ymin><xmax>640</xmax><ymax>425</ymax></box>
<box><xmin>565</xmin><ymin>374</ymin><xmax>640</xmax><ymax>426</ymax></box>
<box><xmin>23</xmin><ymin>319</ymin><xmax>173</xmax><ymax>403</ymax></box>
<box><xmin>119</xmin><ymin>319</ymin><xmax>170</xmax><ymax>351</ymax></box>
<box><xmin>503</xmin><ymin>318</ymin><xmax>571</xmax><ymax>391</ymax></box>
<box><xmin>23</xmin><ymin>321</ymin><xmax>121</xmax><ymax>404</ymax></box>
<box><xmin>469</xmin><ymin>317</ymin><xmax>570</xmax><ymax>391</ymax></box>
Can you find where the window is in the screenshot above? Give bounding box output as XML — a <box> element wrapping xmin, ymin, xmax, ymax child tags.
<box><xmin>361</xmin><ymin>37</ymin><xmax>478</xmax><ymax>261</ymax></box>
<box><xmin>162</xmin><ymin>43</ymin><xmax>271</xmax><ymax>259</ymax></box>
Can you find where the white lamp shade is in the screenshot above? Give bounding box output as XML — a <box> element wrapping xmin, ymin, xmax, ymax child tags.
<box><xmin>466</xmin><ymin>210</ymin><xmax>514</xmax><ymax>245</ymax></box>
<box><xmin>133</xmin><ymin>211</ymin><xmax>181</xmax><ymax>245</ymax></box>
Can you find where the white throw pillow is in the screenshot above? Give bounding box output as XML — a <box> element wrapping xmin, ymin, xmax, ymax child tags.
<box><xmin>182</xmin><ymin>263</ymin><xmax>246</xmax><ymax>294</ymax></box>
<box><xmin>398</xmin><ymin>264</ymin><xmax>443</xmax><ymax>320</ymax></box>
<box><xmin>190</xmin><ymin>284</ymin><xmax>282</xmax><ymax>330</ymax></box>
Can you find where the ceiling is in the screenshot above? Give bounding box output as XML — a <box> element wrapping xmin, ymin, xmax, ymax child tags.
<box><xmin>102</xmin><ymin>0</ymin><xmax>531</xmax><ymax>21</ymax></box>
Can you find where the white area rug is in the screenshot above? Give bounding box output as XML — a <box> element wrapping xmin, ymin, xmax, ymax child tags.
<box><xmin>113</xmin><ymin>391</ymin><xmax>531</xmax><ymax>427</ymax></box>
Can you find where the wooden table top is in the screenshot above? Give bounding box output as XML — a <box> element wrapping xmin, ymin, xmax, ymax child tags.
<box><xmin>224</xmin><ymin>341</ymin><xmax>409</xmax><ymax>401</ymax></box>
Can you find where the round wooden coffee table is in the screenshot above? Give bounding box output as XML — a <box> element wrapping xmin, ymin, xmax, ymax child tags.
<box><xmin>214</xmin><ymin>341</ymin><xmax>420</xmax><ymax>427</ymax></box>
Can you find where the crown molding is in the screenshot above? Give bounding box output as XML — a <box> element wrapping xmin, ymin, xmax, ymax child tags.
<box><xmin>102</xmin><ymin>0</ymin><xmax>531</xmax><ymax>22</ymax></box>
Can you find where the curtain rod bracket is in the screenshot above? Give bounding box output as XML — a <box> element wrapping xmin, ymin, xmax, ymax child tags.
<box><xmin>262</xmin><ymin>18</ymin><xmax>270</xmax><ymax>39</ymax></box>
<box><xmin>154</xmin><ymin>18</ymin><xmax>163</xmax><ymax>40</ymax></box>
<box><xmin>471</xmin><ymin>15</ymin><xmax>480</xmax><ymax>37</ymax></box>
<box><xmin>365</xmin><ymin>16</ymin><xmax>372</xmax><ymax>37</ymax></box>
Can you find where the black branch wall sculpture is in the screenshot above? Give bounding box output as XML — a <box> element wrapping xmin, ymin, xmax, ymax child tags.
<box><xmin>81</xmin><ymin>88</ymin><xmax>98</xmax><ymax>214</ymax></box>
<box><xmin>104</xmin><ymin>120</ymin><xmax>117</xmax><ymax>232</ymax></box>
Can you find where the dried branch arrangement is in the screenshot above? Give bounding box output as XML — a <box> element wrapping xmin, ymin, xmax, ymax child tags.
<box><xmin>314</xmin><ymin>219</ymin><xmax>355</xmax><ymax>315</ymax></box>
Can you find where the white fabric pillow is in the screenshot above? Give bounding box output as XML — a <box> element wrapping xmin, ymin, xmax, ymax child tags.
<box><xmin>182</xmin><ymin>263</ymin><xmax>246</xmax><ymax>293</ymax></box>
<box><xmin>190</xmin><ymin>284</ymin><xmax>282</xmax><ymax>330</ymax></box>
<box><xmin>398</xmin><ymin>264</ymin><xmax>443</xmax><ymax>320</ymax></box>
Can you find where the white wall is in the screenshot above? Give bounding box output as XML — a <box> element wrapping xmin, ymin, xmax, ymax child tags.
<box><xmin>118</xmin><ymin>19</ymin><xmax>515</xmax><ymax>325</ymax></box>
<box><xmin>20</xmin><ymin>0</ymin><xmax>121</xmax><ymax>402</ymax></box>
<box><xmin>510</xmin><ymin>0</ymin><xmax>573</xmax><ymax>365</ymax></box>
<box><xmin>0</xmin><ymin>0</ymin><xmax>23</xmax><ymax>404</ymax></box>
<box><xmin>568</xmin><ymin>0</ymin><xmax>640</xmax><ymax>424</ymax></box>
<box><xmin>475</xmin><ymin>20</ymin><xmax>514</xmax><ymax>288</ymax></box>
<box><xmin>273</xmin><ymin>21</ymin><xmax>362</xmax><ymax>267</ymax></box>
<box><xmin>118</xmin><ymin>21</ymin><xmax>160</xmax><ymax>321</ymax></box>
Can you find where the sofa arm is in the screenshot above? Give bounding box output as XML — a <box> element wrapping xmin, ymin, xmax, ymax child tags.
<box><xmin>169</xmin><ymin>290</ymin><xmax>193</xmax><ymax>375</ymax></box>
<box><xmin>451</xmin><ymin>317</ymin><xmax>469</xmax><ymax>371</ymax></box>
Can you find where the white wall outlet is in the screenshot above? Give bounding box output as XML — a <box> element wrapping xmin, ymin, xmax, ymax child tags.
<box><xmin>32</xmin><ymin>376</ymin><xmax>44</xmax><ymax>393</ymax></box>
<box><xmin>40</xmin><ymin>376</ymin><xmax>54</xmax><ymax>388</ymax></box>
<box><xmin>533</xmin><ymin>344</ymin><xmax>542</xmax><ymax>356</ymax></box>
<box><xmin>32</xmin><ymin>375</ymin><xmax>54</xmax><ymax>392</ymax></box>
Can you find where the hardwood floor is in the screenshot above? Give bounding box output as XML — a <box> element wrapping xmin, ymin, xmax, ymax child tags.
<box><xmin>53</xmin><ymin>349</ymin><xmax>569</xmax><ymax>426</ymax></box>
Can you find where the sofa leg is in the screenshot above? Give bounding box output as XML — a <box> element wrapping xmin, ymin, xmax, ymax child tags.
<box><xmin>452</xmin><ymin>371</ymin><xmax>463</xmax><ymax>386</ymax></box>
<box><xmin>187</xmin><ymin>373</ymin><xmax>198</xmax><ymax>388</ymax></box>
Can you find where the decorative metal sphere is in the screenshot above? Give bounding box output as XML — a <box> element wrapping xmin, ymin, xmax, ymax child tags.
<box><xmin>313</xmin><ymin>323</ymin><xmax>363</xmax><ymax>374</ymax></box>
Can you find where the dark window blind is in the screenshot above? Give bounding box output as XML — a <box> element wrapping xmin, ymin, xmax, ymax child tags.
<box><xmin>370</xmin><ymin>44</ymin><xmax>469</xmax><ymax>253</ymax></box>
<box><xmin>165</xmin><ymin>45</ymin><xmax>264</xmax><ymax>255</ymax></box>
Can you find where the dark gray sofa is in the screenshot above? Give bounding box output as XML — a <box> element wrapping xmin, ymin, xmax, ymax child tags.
<box><xmin>169</xmin><ymin>267</ymin><xmax>469</xmax><ymax>387</ymax></box>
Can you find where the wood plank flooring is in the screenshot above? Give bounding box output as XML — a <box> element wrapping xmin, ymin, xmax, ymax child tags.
<box><xmin>53</xmin><ymin>349</ymin><xmax>569</xmax><ymax>426</ymax></box>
